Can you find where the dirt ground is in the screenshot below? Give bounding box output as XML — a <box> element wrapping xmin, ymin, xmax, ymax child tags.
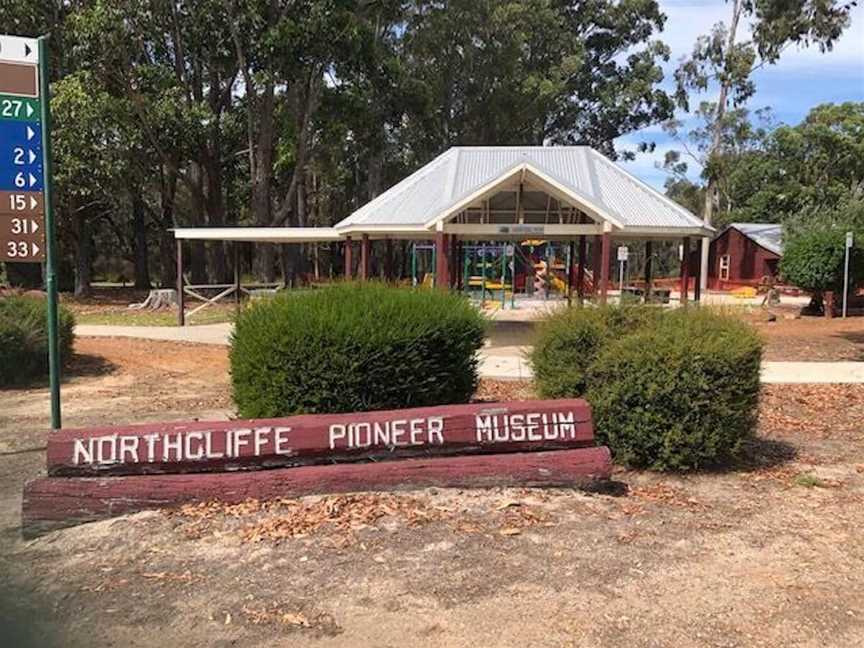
<box><xmin>1</xmin><ymin>337</ymin><xmax>864</xmax><ymax>647</ymax></box>
<box><xmin>488</xmin><ymin>307</ymin><xmax>864</xmax><ymax>361</ymax></box>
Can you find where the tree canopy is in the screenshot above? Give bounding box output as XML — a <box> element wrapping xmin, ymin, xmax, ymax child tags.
<box><xmin>2</xmin><ymin>0</ymin><xmax>679</xmax><ymax>293</ymax></box>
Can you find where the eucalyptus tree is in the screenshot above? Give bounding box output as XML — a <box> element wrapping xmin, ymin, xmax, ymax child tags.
<box><xmin>400</xmin><ymin>0</ymin><xmax>674</xmax><ymax>159</ymax></box>
<box><xmin>673</xmin><ymin>0</ymin><xmax>854</xmax><ymax>287</ymax></box>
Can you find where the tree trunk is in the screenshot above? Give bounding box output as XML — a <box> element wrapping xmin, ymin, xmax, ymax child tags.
<box><xmin>701</xmin><ymin>0</ymin><xmax>744</xmax><ymax>231</ymax></box>
<box><xmin>158</xmin><ymin>165</ymin><xmax>178</xmax><ymax>288</ymax></box>
<box><xmin>823</xmin><ymin>291</ymin><xmax>835</xmax><ymax>319</ymax></box>
<box><xmin>203</xmin><ymin>150</ymin><xmax>228</xmax><ymax>284</ymax></box>
<box><xmin>254</xmin><ymin>244</ymin><xmax>277</xmax><ymax>283</ymax></box>
<box><xmin>131</xmin><ymin>191</ymin><xmax>151</xmax><ymax>290</ymax></box>
<box><xmin>74</xmin><ymin>211</ymin><xmax>92</xmax><ymax>297</ymax></box>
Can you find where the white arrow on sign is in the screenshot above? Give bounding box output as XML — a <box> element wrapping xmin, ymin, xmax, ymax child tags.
<box><xmin>31</xmin><ymin>242</ymin><xmax>40</xmax><ymax>256</ymax></box>
<box><xmin>28</xmin><ymin>172</ymin><xmax>37</xmax><ymax>187</ymax></box>
<box><xmin>26</xmin><ymin>126</ymin><xmax>35</xmax><ymax>141</ymax></box>
<box><xmin>28</xmin><ymin>149</ymin><xmax>36</xmax><ymax>163</ymax></box>
<box><xmin>30</xmin><ymin>219</ymin><xmax>39</xmax><ymax>233</ymax></box>
<box><xmin>30</xmin><ymin>195</ymin><xmax>38</xmax><ymax>209</ymax></box>
<box><xmin>26</xmin><ymin>103</ymin><xmax>34</xmax><ymax>118</ymax></box>
<box><xmin>0</xmin><ymin>34</ymin><xmax>39</xmax><ymax>64</ymax></box>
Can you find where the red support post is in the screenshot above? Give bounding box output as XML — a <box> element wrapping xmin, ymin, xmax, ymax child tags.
<box><xmin>599</xmin><ymin>232</ymin><xmax>611</xmax><ymax>305</ymax></box>
<box><xmin>592</xmin><ymin>235</ymin><xmax>602</xmax><ymax>297</ymax></box>
<box><xmin>344</xmin><ymin>236</ymin><xmax>353</xmax><ymax>279</ymax></box>
<box><xmin>680</xmin><ymin>236</ymin><xmax>691</xmax><ymax>305</ymax></box>
<box><xmin>360</xmin><ymin>234</ymin><xmax>370</xmax><ymax>281</ymax></box>
<box><xmin>435</xmin><ymin>231</ymin><xmax>450</xmax><ymax>289</ymax></box>
<box><xmin>577</xmin><ymin>235</ymin><xmax>587</xmax><ymax>304</ymax></box>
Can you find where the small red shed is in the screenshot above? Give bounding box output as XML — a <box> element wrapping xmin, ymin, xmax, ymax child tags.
<box><xmin>707</xmin><ymin>223</ymin><xmax>783</xmax><ymax>290</ymax></box>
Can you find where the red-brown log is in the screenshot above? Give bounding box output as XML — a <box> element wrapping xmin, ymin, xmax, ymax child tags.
<box><xmin>47</xmin><ymin>399</ymin><xmax>594</xmax><ymax>477</ymax></box>
<box><xmin>23</xmin><ymin>447</ymin><xmax>612</xmax><ymax>536</ymax></box>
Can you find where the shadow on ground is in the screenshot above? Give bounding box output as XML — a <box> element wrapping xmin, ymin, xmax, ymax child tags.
<box><xmin>834</xmin><ymin>329</ymin><xmax>864</xmax><ymax>361</ymax></box>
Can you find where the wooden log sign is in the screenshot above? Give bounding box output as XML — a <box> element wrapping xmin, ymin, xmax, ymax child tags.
<box><xmin>47</xmin><ymin>399</ymin><xmax>594</xmax><ymax>477</ymax></box>
<box><xmin>23</xmin><ymin>448</ymin><xmax>612</xmax><ymax>536</ymax></box>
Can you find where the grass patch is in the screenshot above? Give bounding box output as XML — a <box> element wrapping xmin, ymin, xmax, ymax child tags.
<box><xmin>793</xmin><ymin>473</ymin><xmax>825</xmax><ymax>488</ymax></box>
<box><xmin>74</xmin><ymin>307</ymin><xmax>235</xmax><ymax>327</ymax></box>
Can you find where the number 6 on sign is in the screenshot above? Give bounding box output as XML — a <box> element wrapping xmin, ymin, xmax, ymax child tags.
<box><xmin>14</xmin><ymin>172</ymin><xmax>26</xmax><ymax>187</ymax></box>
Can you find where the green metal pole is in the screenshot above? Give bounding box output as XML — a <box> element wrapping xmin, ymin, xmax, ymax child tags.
<box><xmin>39</xmin><ymin>36</ymin><xmax>61</xmax><ymax>429</ymax></box>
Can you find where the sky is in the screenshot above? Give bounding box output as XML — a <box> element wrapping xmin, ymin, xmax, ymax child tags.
<box><xmin>617</xmin><ymin>0</ymin><xmax>864</xmax><ymax>190</ymax></box>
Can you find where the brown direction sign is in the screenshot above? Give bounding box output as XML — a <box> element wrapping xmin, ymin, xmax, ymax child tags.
<box><xmin>0</xmin><ymin>190</ymin><xmax>43</xmax><ymax>214</ymax></box>
<box><xmin>0</xmin><ymin>190</ymin><xmax>44</xmax><ymax>261</ymax></box>
<box><xmin>1</xmin><ymin>236</ymin><xmax>43</xmax><ymax>261</ymax></box>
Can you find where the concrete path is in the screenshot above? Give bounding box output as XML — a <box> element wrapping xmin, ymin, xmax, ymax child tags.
<box><xmin>75</xmin><ymin>324</ymin><xmax>864</xmax><ymax>384</ymax></box>
<box><xmin>75</xmin><ymin>323</ymin><xmax>233</xmax><ymax>345</ymax></box>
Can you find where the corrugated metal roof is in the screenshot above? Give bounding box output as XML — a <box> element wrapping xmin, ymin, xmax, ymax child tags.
<box><xmin>336</xmin><ymin>146</ymin><xmax>707</xmax><ymax>232</ymax></box>
<box><xmin>727</xmin><ymin>223</ymin><xmax>783</xmax><ymax>255</ymax></box>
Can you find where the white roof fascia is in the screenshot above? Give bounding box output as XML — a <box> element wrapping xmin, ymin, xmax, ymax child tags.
<box><xmin>614</xmin><ymin>225</ymin><xmax>716</xmax><ymax>238</ymax></box>
<box><xmin>444</xmin><ymin>223</ymin><xmax>603</xmax><ymax>237</ymax></box>
<box><xmin>172</xmin><ymin>227</ymin><xmax>342</xmax><ymax>243</ymax></box>
<box><xmin>338</xmin><ymin>224</ymin><xmax>432</xmax><ymax>237</ymax></box>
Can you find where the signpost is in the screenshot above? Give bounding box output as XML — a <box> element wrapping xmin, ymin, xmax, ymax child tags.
<box><xmin>0</xmin><ymin>34</ymin><xmax>60</xmax><ymax>428</ymax></box>
<box><xmin>617</xmin><ymin>245</ymin><xmax>628</xmax><ymax>292</ymax></box>
<box><xmin>843</xmin><ymin>231</ymin><xmax>853</xmax><ymax>319</ymax></box>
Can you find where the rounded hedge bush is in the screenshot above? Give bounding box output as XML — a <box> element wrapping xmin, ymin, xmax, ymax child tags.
<box><xmin>0</xmin><ymin>295</ymin><xmax>76</xmax><ymax>387</ymax></box>
<box><xmin>230</xmin><ymin>282</ymin><xmax>487</xmax><ymax>417</ymax></box>
<box><xmin>586</xmin><ymin>308</ymin><xmax>762</xmax><ymax>470</ymax></box>
<box><xmin>530</xmin><ymin>305</ymin><xmax>660</xmax><ymax>398</ymax></box>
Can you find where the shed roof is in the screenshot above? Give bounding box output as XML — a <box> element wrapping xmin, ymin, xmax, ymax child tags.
<box><xmin>725</xmin><ymin>223</ymin><xmax>783</xmax><ymax>256</ymax></box>
<box><xmin>336</xmin><ymin>146</ymin><xmax>709</xmax><ymax>234</ymax></box>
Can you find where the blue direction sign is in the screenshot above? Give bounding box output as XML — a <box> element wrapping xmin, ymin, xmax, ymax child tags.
<box><xmin>0</xmin><ymin>119</ymin><xmax>43</xmax><ymax>191</ymax></box>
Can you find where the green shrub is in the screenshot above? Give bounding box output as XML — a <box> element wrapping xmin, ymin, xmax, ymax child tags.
<box><xmin>0</xmin><ymin>296</ymin><xmax>76</xmax><ymax>387</ymax></box>
<box><xmin>586</xmin><ymin>308</ymin><xmax>762</xmax><ymax>470</ymax></box>
<box><xmin>530</xmin><ymin>305</ymin><xmax>659</xmax><ymax>398</ymax></box>
<box><xmin>230</xmin><ymin>282</ymin><xmax>486</xmax><ymax>417</ymax></box>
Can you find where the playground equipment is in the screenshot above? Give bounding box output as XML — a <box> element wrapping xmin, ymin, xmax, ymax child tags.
<box><xmin>410</xmin><ymin>243</ymin><xmax>436</xmax><ymax>288</ymax></box>
<box><xmin>462</xmin><ymin>244</ymin><xmax>515</xmax><ymax>309</ymax></box>
<box><xmin>413</xmin><ymin>238</ymin><xmax>599</xmax><ymax>309</ymax></box>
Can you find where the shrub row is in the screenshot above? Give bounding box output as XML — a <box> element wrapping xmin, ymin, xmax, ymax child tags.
<box><xmin>230</xmin><ymin>282</ymin><xmax>486</xmax><ymax>417</ymax></box>
<box><xmin>531</xmin><ymin>305</ymin><xmax>763</xmax><ymax>471</ymax></box>
<box><xmin>0</xmin><ymin>295</ymin><xmax>76</xmax><ymax>387</ymax></box>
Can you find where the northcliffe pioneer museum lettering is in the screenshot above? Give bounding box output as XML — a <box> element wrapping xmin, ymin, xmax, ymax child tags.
<box><xmin>29</xmin><ymin>399</ymin><xmax>610</xmax><ymax>533</ymax></box>
<box><xmin>71</xmin><ymin>410</ymin><xmax>583</xmax><ymax>466</ymax></box>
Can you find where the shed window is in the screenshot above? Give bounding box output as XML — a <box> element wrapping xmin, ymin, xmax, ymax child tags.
<box><xmin>719</xmin><ymin>254</ymin><xmax>731</xmax><ymax>281</ymax></box>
